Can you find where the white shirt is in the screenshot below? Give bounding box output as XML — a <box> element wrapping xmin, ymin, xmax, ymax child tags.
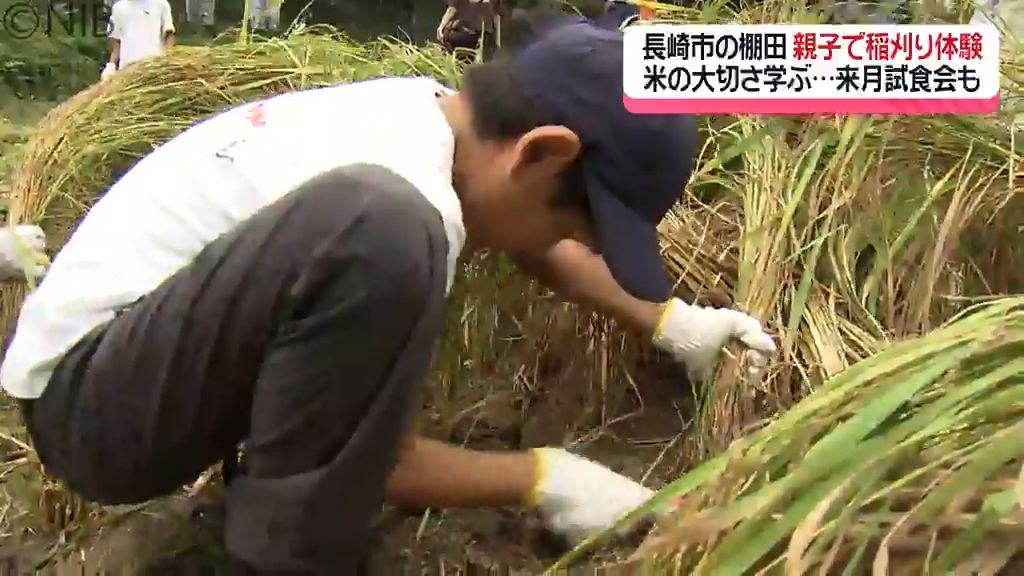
<box><xmin>1</xmin><ymin>77</ymin><xmax>465</xmax><ymax>399</ymax></box>
<box><xmin>109</xmin><ymin>0</ymin><xmax>175</xmax><ymax>68</ymax></box>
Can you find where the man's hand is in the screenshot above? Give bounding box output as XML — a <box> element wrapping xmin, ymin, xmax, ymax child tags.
<box><xmin>384</xmin><ymin>438</ymin><xmax>656</xmax><ymax>545</ymax></box>
<box><xmin>528</xmin><ymin>448</ymin><xmax>654</xmax><ymax>545</ymax></box>
<box><xmin>436</xmin><ymin>5</ymin><xmax>455</xmax><ymax>44</ymax></box>
<box><xmin>0</xmin><ymin>225</ymin><xmax>49</xmax><ymax>282</ymax></box>
<box><xmin>514</xmin><ymin>241</ymin><xmax>777</xmax><ymax>381</ymax></box>
<box><xmin>653</xmin><ymin>298</ymin><xmax>776</xmax><ymax>382</ymax></box>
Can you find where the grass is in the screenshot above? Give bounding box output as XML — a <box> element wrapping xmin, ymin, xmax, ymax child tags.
<box><xmin>0</xmin><ymin>0</ymin><xmax>107</xmax><ymax>101</ymax></box>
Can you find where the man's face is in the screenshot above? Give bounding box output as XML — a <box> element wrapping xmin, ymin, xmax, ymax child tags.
<box><xmin>453</xmin><ymin>123</ymin><xmax>593</xmax><ymax>255</ymax></box>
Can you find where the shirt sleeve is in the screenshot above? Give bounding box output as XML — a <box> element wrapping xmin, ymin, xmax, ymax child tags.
<box><xmin>161</xmin><ymin>0</ymin><xmax>176</xmax><ymax>34</ymax></box>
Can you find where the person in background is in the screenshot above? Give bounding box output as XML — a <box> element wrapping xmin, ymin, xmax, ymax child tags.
<box><xmin>3</xmin><ymin>21</ymin><xmax>776</xmax><ymax>574</ymax></box>
<box><xmin>101</xmin><ymin>0</ymin><xmax>176</xmax><ymax>81</ymax></box>
<box><xmin>437</xmin><ymin>0</ymin><xmax>502</xmax><ymax>63</ymax></box>
<box><xmin>828</xmin><ymin>0</ymin><xmax>912</xmax><ymax>23</ymax></box>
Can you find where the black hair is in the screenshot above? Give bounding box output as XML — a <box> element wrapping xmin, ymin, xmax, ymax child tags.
<box><xmin>461</xmin><ymin>58</ymin><xmax>546</xmax><ymax>141</ymax></box>
<box><xmin>461</xmin><ymin>58</ymin><xmax>589</xmax><ymax>212</ymax></box>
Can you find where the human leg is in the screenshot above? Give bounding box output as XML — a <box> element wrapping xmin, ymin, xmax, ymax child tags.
<box><xmin>23</xmin><ymin>163</ymin><xmax>449</xmax><ymax>573</ymax></box>
<box><xmin>445</xmin><ymin>28</ymin><xmax>482</xmax><ymax>64</ymax></box>
<box><xmin>224</xmin><ymin>171</ymin><xmax>450</xmax><ymax>572</ymax></box>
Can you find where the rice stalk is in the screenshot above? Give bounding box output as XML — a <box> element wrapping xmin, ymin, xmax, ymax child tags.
<box><xmin>552</xmin><ymin>296</ymin><xmax>1024</xmax><ymax>574</ymax></box>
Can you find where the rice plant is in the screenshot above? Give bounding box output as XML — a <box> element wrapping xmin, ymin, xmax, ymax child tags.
<box><xmin>553</xmin><ymin>296</ymin><xmax>1024</xmax><ymax>574</ymax></box>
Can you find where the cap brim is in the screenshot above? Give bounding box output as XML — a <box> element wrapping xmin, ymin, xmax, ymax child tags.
<box><xmin>585</xmin><ymin>168</ymin><xmax>672</xmax><ymax>302</ymax></box>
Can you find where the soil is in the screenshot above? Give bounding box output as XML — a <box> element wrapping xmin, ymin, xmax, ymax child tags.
<box><xmin>0</xmin><ymin>347</ymin><xmax>694</xmax><ymax>575</ymax></box>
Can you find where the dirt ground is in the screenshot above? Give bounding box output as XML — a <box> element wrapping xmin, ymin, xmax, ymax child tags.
<box><xmin>0</xmin><ymin>341</ymin><xmax>693</xmax><ymax>575</ymax></box>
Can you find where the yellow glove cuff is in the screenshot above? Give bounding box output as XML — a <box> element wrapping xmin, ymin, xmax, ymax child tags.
<box><xmin>651</xmin><ymin>298</ymin><xmax>679</xmax><ymax>344</ymax></box>
<box><xmin>524</xmin><ymin>448</ymin><xmax>551</xmax><ymax>509</ymax></box>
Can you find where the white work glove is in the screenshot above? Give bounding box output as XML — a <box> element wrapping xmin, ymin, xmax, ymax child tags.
<box><xmin>653</xmin><ymin>298</ymin><xmax>777</xmax><ymax>382</ymax></box>
<box><xmin>101</xmin><ymin>62</ymin><xmax>116</xmax><ymax>81</ymax></box>
<box><xmin>527</xmin><ymin>448</ymin><xmax>655</xmax><ymax>545</ymax></box>
<box><xmin>0</xmin><ymin>225</ymin><xmax>49</xmax><ymax>282</ymax></box>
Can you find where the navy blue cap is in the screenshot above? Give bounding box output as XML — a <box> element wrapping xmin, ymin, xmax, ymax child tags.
<box><xmin>509</xmin><ymin>21</ymin><xmax>698</xmax><ymax>302</ymax></box>
<box><xmin>598</xmin><ymin>0</ymin><xmax>640</xmax><ymax>30</ymax></box>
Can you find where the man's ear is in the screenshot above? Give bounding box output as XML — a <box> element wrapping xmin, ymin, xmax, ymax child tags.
<box><xmin>510</xmin><ymin>126</ymin><xmax>581</xmax><ymax>178</ymax></box>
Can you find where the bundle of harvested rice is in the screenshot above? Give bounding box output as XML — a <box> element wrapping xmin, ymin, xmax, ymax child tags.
<box><xmin>555</xmin><ymin>296</ymin><xmax>1024</xmax><ymax>574</ymax></box>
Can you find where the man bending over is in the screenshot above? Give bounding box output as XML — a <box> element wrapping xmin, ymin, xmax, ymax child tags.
<box><xmin>3</xmin><ymin>21</ymin><xmax>775</xmax><ymax>574</ymax></box>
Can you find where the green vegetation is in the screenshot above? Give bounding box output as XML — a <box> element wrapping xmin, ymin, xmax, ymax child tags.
<box><xmin>557</xmin><ymin>297</ymin><xmax>1024</xmax><ymax>573</ymax></box>
<box><xmin>0</xmin><ymin>0</ymin><xmax>106</xmax><ymax>100</ymax></box>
